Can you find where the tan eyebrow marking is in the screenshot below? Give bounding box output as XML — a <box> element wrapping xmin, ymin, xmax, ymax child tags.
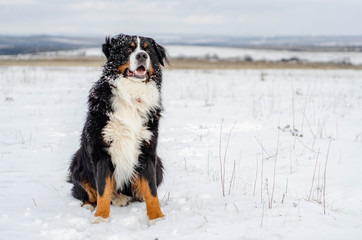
<box><xmin>143</xmin><ymin>42</ymin><xmax>149</xmax><ymax>48</ymax></box>
<box><xmin>131</xmin><ymin>42</ymin><xmax>136</xmax><ymax>47</ymax></box>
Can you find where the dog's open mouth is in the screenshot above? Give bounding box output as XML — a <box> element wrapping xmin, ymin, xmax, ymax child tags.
<box><xmin>126</xmin><ymin>66</ymin><xmax>148</xmax><ymax>80</ymax></box>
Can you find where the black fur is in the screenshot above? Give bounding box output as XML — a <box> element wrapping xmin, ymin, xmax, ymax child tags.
<box><xmin>68</xmin><ymin>34</ymin><xmax>167</xmax><ymax>205</ymax></box>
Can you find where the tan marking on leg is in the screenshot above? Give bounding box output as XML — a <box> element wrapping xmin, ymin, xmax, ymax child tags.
<box><xmin>133</xmin><ymin>177</ymin><xmax>164</xmax><ymax>220</ymax></box>
<box><xmin>81</xmin><ymin>181</ymin><xmax>97</xmax><ymax>204</ymax></box>
<box><xmin>94</xmin><ymin>176</ymin><xmax>113</xmax><ymax>219</ymax></box>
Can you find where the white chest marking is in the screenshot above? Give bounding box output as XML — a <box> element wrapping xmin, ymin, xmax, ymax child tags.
<box><xmin>102</xmin><ymin>77</ymin><xmax>160</xmax><ymax>189</ymax></box>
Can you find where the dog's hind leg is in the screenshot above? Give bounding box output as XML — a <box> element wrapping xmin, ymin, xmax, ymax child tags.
<box><xmin>92</xmin><ymin>155</ymin><xmax>114</xmax><ymax>224</ymax></box>
<box><xmin>80</xmin><ymin>181</ymin><xmax>97</xmax><ymax>211</ymax></box>
<box><xmin>70</xmin><ymin>180</ymin><xmax>97</xmax><ymax>211</ymax></box>
<box><xmin>70</xmin><ymin>147</ymin><xmax>98</xmax><ymax>210</ymax></box>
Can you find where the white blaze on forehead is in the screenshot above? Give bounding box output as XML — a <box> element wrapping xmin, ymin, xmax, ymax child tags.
<box><xmin>136</xmin><ymin>36</ymin><xmax>141</xmax><ymax>51</ymax></box>
<box><xmin>129</xmin><ymin>36</ymin><xmax>150</xmax><ymax>73</ymax></box>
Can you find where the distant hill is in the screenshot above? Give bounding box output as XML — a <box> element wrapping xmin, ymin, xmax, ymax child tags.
<box><xmin>0</xmin><ymin>35</ymin><xmax>101</xmax><ymax>55</ymax></box>
<box><xmin>159</xmin><ymin>35</ymin><xmax>362</xmax><ymax>52</ymax></box>
<box><xmin>1</xmin><ymin>34</ymin><xmax>362</xmax><ymax>55</ymax></box>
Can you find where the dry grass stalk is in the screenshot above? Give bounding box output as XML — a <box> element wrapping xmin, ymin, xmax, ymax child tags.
<box><xmin>219</xmin><ymin>120</ymin><xmax>237</xmax><ymax>197</ymax></box>
<box><xmin>308</xmin><ymin>149</ymin><xmax>320</xmax><ymax>201</ymax></box>
<box><xmin>270</xmin><ymin>127</ymin><xmax>280</xmax><ymax>208</ymax></box>
<box><xmin>253</xmin><ymin>154</ymin><xmax>259</xmax><ymax>196</ymax></box>
<box><xmin>323</xmin><ymin>140</ymin><xmax>332</xmax><ymax>214</ymax></box>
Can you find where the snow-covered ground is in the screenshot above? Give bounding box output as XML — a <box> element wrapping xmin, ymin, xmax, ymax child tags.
<box><xmin>0</xmin><ymin>66</ymin><xmax>361</xmax><ymax>239</ymax></box>
<box><xmin>2</xmin><ymin>45</ymin><xmax>362</xmax><ymax>65</ymax></box>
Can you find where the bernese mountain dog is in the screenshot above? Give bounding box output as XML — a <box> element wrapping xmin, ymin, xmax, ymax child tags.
<box><xmin>68</xmin><ymin>34</ymin><xmax>167</xmax><ymax>224</ymax></box>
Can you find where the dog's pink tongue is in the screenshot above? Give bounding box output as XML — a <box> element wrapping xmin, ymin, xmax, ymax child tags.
<box><xmin>135</xmin><ymin>66</ymin><xmax>146</xmax><ymax>77</ymax></box>
<box><xmin>127</xmin><ymin>69</ymin><xmax>134</xmax><ymax>76</ymax></box>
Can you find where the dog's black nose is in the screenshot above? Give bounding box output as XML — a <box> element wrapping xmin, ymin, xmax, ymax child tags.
<box><xmin>136</xmin><ymin>52</ymin><xmax>148</xmax><ymax>61</ymax></box>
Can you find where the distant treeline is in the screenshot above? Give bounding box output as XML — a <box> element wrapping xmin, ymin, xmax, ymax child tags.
<box><xmin>1</xmin><ymin>34</ymin><xmax>362</xmax><ymax>55</ymax></box>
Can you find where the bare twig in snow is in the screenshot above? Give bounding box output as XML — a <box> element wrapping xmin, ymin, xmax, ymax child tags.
<box><xmin>270</xmin><ymin>126</ymin><xmax>280</xmax><ymax>208</ymax></box>
<box><xmin>308</xmin><ymin>149</ymin><xmax>320</xmax><ymax>201</ymax></box>
<box><xmin>219</xmin><ymin>120</ymin><xmax>237</xmax><ymax>197</ymax></box>
<box><xmin>323</xmin><ymin>140</ymin><xmax>332</xmax><ymax>214</ymax></box>
<box><xmin>305</xmin><ymin>118</ymin><xmax>317</xmax><ymax>151</ymax></box>
<box><xmin>282</xmin><ymin>178</ymin><xmax>288</xmax><ymax>204</ymax></box>
<box><xmin>18</xmin><ymin>130</ymin><xmax>25</xmax><ymax>144</ymax></box>
<box><xmin>281</xmin><ymin>193</ymin><xmax>286</xmax><ymax>204</ymax></box>
<box><xmin>317</xmin><ymin>163</ymin><xmax>321</xmax><ymax>203</ymax></box>
<box><xmin>290</xmin><ymin>79</ymin><xmax>296</xmax><ymax>149</ymax></box>
<box><xmin>261</xmin><ymin>201</ymin><xmax>265</xmax><ymax>227</ymax></box>
<box><xmin>265</xmin><ymin>178</ymin><xmax>271</xmax><ymax>208</ymax></box>
<box><xmin>260</xmin><ymin>142</ymin><xmax>264</xmax><ymax>204</ymax></box>
<box><xmin>295</xmin><ymin>137</ymin><xmax>317</xmax><ymax>153</ymax></box>
<box><xmin>289</xmin><ymin>145</ymin><xmax>293</xmax><ymax>174</ymax></box>
<box><xmin>219</xmin><ymin>120</ymin><xmax>224</xmax><ymax>196</ymax></box>
<box><xmin>228</xmin><ymin>160</ymin><xmax>236</xmax><ymax>195</ymax></box>
<box><xmin>253</xmin><ymin>154</ymin><xmax>258</xmax><ymax>196</ymax></box>
<box><xmin>254</xmin><ymin>136</ymin><xmax>272</xmax><ymax>159</ymax></box>
<box><xmin>223</xmin><ymin>122</ymin><xmax>237</xmax><ymax>180</ymax></box>
<box><xmin>233</xmin><ymin>202</ymin><xmax>239</xmax><ymax>213</ymax></box>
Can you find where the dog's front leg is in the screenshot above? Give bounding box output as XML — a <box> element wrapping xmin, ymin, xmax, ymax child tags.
<box><xmin>133</xmin><ymin>163</ymin><xmax>164</xmax><ymax>224</ymax></box>
<box><xmin>92</xmin><ymin>155</ymin><xmax>114</xmax><ymax>223</ymax></box>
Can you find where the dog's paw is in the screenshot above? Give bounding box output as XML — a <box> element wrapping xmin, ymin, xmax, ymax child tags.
<box><xmin>91</xmin><ymin>216</ymin><xmax>110</xmax><ymax>224</ymax></box>
<box><xmin>148</xmin><ymin>216</ymin><xmax>165</xmax><ymax>226</ymax></box>
<box><xmin>81</xmin><ymin>203</ymin><xmax>95</xmax><ymax>212</ymax></box>
<box><xmin>111</xmin><ymin>193</ymin><xmax>132</xmax><ymax>207</ymax></box>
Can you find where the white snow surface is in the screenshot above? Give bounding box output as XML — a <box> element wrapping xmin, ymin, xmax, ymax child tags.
<box><xmin>0</xmin><ymin>66</ymin><xmax>362</xmax><ymax>239</ymax></box>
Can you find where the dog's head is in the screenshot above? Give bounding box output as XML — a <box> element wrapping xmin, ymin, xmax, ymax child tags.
<box><xmin>102</xmin><ymin>34</ymin><xmax>167</xmax><ymax>82</ymax></box>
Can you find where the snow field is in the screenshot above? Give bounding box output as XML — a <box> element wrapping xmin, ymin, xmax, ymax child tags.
<box><xmin>0</xmin><ymin>66</ymin><xmax>361</xmax><ymax>239</ymax></box>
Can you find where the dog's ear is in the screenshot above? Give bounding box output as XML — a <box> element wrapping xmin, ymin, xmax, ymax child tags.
<box><xmin>150</xmin><ymin>39</ymin><xmax>168</xmax><ymax>66</ymax></box>
<box><xmin>102</xmin><ymin>36</ymin><xmax>111</xmax><ymax>59</ymax></box>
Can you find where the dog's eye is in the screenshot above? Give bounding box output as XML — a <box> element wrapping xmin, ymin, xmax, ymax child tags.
<box><xmin>126</xmin><ymin>48</ymin><xmax>133</xmax><ymax>54</ymax></box>
<box><xmin>145</xmin><ymin>49</ymin><xmax>151</xmax><ymax>54</ymax></box>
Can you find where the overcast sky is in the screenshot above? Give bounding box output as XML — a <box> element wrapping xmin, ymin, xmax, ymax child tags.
<box><xmin>0</xmin><ymin>0</ymin><xmax>361</xmax><ymax>37</ymax></box>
